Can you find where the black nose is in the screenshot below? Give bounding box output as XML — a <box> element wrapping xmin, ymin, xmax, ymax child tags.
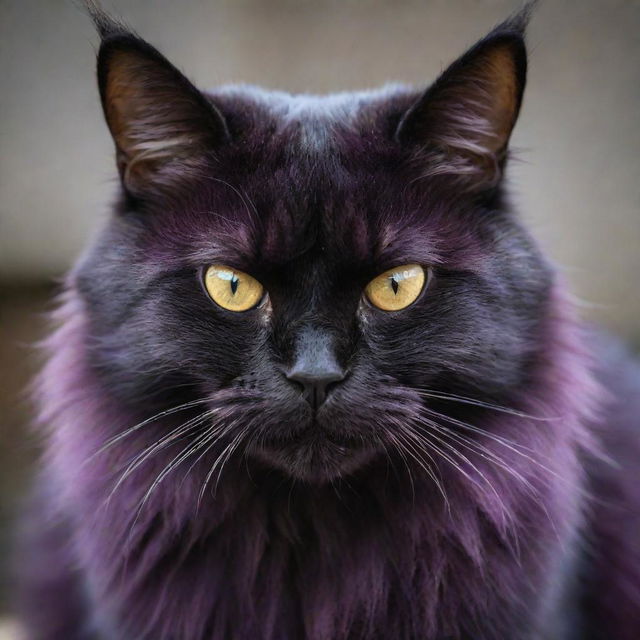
<box><xmin>287</xmin><ymin>367</ymin><xmax>346</xmax><ymax>410</ymax></box>
<box><xmin>286</xmin><ymin>326</ymin><xmax>347</xmax><ymax>410</ymax></box>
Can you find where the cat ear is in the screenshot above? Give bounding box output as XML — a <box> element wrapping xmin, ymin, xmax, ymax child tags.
<box><xmin>89</xmin><ymin>7</ymin><xmax>229</xmax><ymax>197</ymax></box>
<box><xmin>396</xmin><ymin>6</ymin><xmax>532</xmax><ymax>191</ymax></box>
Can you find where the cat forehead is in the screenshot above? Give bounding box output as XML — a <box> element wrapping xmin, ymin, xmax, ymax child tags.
<box><xmin>185</xmin><ymin>176</ymin><xmax>448</xmax><ymax>274</ymax></box>
<box><xmin>212</xmin><ymin>83</ymin><xmax>417</xmax><ymax>151</ymax></box>
<box><xmin>180</xmin><ymin>85</ymin><xmax>476</xmax><ymax>271</ymax></box>
<box><xmin>213</xmin><ymin>84</ymin><xmax>414</xmax><ymax>117</ymax></box>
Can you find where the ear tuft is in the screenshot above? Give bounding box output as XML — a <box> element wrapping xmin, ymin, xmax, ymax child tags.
<box><xmin>497</xmin><ymin>0</ymin><xmax>537</xmax><ymax>36</ymax></box>
<box><xmin>84</xmin><ymin>0</ymin><xmax>131</xmax><ymax>41</ymax></box>
<box><xmin>396</xmin><ymin>2</ymin><xmax>535</xmax><ymax>191</ymax></box>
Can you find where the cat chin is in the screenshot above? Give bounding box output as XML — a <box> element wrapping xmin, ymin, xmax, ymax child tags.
<box><xmin>248</xmin><ymin>432</ymin><xmax>379</xmax><ymax>483</ymax></box>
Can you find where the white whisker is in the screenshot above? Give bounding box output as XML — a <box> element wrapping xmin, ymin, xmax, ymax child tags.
<box><xmin>85</xmin><ymin>398</ymin><xmax>211</xmax><ymax>467</ymax></box>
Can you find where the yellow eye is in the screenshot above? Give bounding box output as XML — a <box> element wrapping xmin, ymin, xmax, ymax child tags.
<box><xmin>204</xmin><ymin>265</ymin><xmax>264</xmax><ymax>312</ymax></box>
<box><xmin>365</xmin><ymin>264</ymin><xmax>426</xmax><ymax>311</ymax></box>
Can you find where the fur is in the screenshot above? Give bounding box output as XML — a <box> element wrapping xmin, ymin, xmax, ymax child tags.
<box><xmin>15</xmin><ymin>5</ymin><xmax>640</xmax><ymax>639</ymax></box>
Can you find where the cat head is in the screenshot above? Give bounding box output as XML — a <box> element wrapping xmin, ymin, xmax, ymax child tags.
<box><xmin>77</xmin><ymin>4</ymin><xmax>551</xmax><ymax>483</ymax></box>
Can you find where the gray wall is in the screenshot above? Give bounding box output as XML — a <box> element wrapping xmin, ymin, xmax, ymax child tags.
<box><xmin>1</xmin><ymin>0</ymin><xmax>639</xmax><ymax>339</ymax></box>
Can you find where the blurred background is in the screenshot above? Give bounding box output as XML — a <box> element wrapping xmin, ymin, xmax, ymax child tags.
<box><xmin>0</xmin><ymin>0</ymin><xmax>638</xmax><ymax>636</ymax></box>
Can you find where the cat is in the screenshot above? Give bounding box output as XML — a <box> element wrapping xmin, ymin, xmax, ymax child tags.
<box><xmin>15</xmin><ymin>3</ymin><xmax>640</xmax><ymax>639</ymax></box>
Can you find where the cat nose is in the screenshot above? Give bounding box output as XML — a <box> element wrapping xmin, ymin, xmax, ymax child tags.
<box><xmin>287</xmin><ymin>366</ymin><xmax>346</xmax><ymax>410</ymax></box>
<box><xmin>286</xmin><ymin>327</ymin><xmax>347</xmax><ymax>410</ymax></box>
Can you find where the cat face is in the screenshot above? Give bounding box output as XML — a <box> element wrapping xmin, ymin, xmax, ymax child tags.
<box><xmin>77</xmin><ymin>11</ymin><xmax>551</xmax><ymax>482</ymax></box>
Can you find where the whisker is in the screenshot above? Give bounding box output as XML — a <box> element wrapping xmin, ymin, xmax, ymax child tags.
<box><xmin>418</xmin><ymin>419</ymin><xmax>535</xmax><ymax>537</ymax></box>
<box><xmin>404</xmin><ymin>423</ymin><xmax>479</xmax><ymax>491</ymax></box>
<box><xmin>177</xmin><ymin>422</ymin><xmax>233</xmax><ymax>490</ymax></box>
<box><xmin>423</xmin><ymin>406</ymin><xmax>542</xmax><ymax>456</ymax></box>
<box><xmin>417</xmin><ymin>428</ymin><xmax>520</xmax><ymax>534</ymax></box>
<box><xmin>123</xmin><ymin>421</ymin><xmax>231</xmax><ymax>545</ymax></box>
<box><xmin>420</xmin><ymin>405</ymin><xmax>586</xmax><ymax>496</ymax></box>
<box><xmin>85</xmin><ymin>398</ymin><xmax>211</xmax><ymax>466</ymax></box>
<box><xmin>212</xmin><ymin>425</ymin><xmax>253</xmax><ymax>496</ymax></box>
<box><xmin>393</xmin><ymin>428</ymin><xmax>451</xmax><ymax>514</ymax></box>
<box><xmin>419</xmin><ymin>416</ymin><xmax>540</xmax><ymax>495</ymax></box>
<box><xmin>414</xmin><ymin>415</ymin><xmax>562</xmax><ymax>543</ymax></box>
<box><xmin>381</xmin><ymin>431</ymin><xmax>416</xmax><ymax>505</ymax></box>
<box><xmin>104</xmin><ymin>409</ymin><xmax>215</xmax><ymax>506</ymax></box>
<box><xmin>416</xmin><ymin>389</ymin><xmax>555</xmax><ymax>421</ymax></box>
<box><xmin>197</xmin><ymin>423</ymin><xmax>253</xmax><ymax>512</ymax></box>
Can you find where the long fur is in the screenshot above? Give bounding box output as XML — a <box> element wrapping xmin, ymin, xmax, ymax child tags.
<box><xmin>15</xmin><ymin>5</ymin><xmax>640</xmax><ymax>639</ymax></box>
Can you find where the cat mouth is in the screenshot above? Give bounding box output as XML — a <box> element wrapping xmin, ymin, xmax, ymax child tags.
<box><xmin>248</xmin><ymin>428</ymin><xmax>378</xmax><ymax>483</ymax></box>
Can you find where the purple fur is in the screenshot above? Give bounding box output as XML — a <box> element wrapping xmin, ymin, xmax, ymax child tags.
<box><xmin>24</xmin><ymin>286</ymin><xmax>601</xmax><ymax>640</ymax></box>
<box><xmin>16</xmin><ymin>5</ymin><xmax>640</xmax><ymax>640</ymax></box>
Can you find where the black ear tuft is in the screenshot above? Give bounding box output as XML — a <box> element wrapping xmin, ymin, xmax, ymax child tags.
<box><xmin>84</xmin><ymin>1</ymin><xmax>230</xmax><ymax>199</ymax></box>
<box><xmin>497</xmin><ymin>0</ymin><xmax>537</xmax><ymax>36</ymax></box>
<box><xmin>396</xmin><ymin>2</ymin><xmax>536</xmax><ymax>192</ymax></box>
<box><xmin>83</xmin><ymin>0</ymin><xmax>131</xmax><ymax>41</ymax></box>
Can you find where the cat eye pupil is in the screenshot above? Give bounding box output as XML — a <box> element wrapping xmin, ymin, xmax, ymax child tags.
<box><xmin>365</xmin><ymin>264</ymin><xmax>426</xmax><ymax>312</ymax></box>
<box><xmin>204</xmin><ymin>265</ymin><xmax>264</xmax><ymax>312</ymax></box>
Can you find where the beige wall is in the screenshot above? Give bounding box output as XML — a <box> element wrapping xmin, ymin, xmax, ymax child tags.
<box><xmin>1</xmin><ymin>0</ymin><xmax>638</xmax><ymax>340</ymax></box>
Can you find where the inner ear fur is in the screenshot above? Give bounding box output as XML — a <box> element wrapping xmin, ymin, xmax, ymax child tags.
<box><xmin>97</xmin><ymin>33</ymin><xmax>229</xmax><ymax>197</ymax></box>
<box><xmin>396</xmin><ymin>25</ymin><xmax>528</xmax><ymax>190</ymax></box>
